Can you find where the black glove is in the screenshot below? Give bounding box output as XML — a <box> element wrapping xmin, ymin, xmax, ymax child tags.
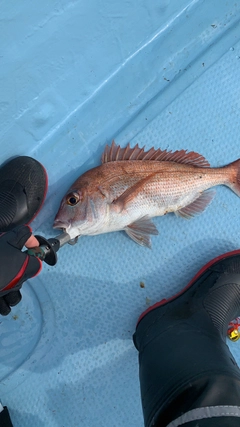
<box><xmin>0</xmin><ymin>225</ymin><xmax>42</xmax><ymax>316</ymax></box>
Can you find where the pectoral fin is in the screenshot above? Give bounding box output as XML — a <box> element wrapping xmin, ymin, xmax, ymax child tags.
<box><xmin>125</xmin><ymin>216</ymin><xmax>158</xmax><ymax>248</ymax></box>
<box><xmin>113</xmin><ymin>174</ymin><xmax>158</xmax><ymax>211</ymax></box>
<box><xmin>175</xmin><ymin>190</ymin><xmax>216</xmax><ymax>219</ymax></box>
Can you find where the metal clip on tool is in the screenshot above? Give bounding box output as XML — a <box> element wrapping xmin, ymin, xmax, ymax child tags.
<box><xmin>26</xmin><ymin>232</ymin><xmax>78</xmax><ymax>266</ymax></box>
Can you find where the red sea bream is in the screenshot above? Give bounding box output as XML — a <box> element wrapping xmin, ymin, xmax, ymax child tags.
<box><xmin>53</xmin><ymin>142</ymin><xmax>240</xmax><ymax>247</ymax></box>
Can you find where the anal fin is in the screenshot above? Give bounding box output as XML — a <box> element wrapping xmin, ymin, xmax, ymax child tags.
<box><xmin>125</xmin><ymin>216</ymin><xmax>158</xmax><ymax>248</ymax></box>
<box><xmin>175</xmin><ymin>189</ymin><xmax>216</xmax><ymax>219</ymax></box>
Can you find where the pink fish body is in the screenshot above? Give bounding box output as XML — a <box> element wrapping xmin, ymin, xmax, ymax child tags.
<box><xmin>53</xmin><ymin>142</ymin><xmax>240</xmax><ymax>247</ymax></box>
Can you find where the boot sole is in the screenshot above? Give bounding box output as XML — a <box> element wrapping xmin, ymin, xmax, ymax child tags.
<box><xmin>0</xmin><ymin>156</ymin><xmax>48</xmax><ymax>232</ymax></box>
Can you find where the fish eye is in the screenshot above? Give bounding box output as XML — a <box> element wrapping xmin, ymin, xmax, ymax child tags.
<box><xmin>66</xmin><ymin>192</ymin><xmax>80</xmax><ymax>206</ymax></box>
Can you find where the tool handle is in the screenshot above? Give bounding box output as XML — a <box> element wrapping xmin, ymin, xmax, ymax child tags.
<box><xmin>25</xmin><ymin>232</ymin><xmax>73</xmax><ymax>266</ymax></box>
<box><xmin>26</xmin><ymin>246</ymin><xmax>49</xmax><ymax>261</ymax></box>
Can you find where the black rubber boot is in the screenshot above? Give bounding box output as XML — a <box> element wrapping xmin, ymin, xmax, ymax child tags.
<box><xmin>0</xmin><ymin>156</ymin><xmax>47</xmax><ymax>232</ymax></box>
<box><xmin>133</xmin><ymin>250</ymin><xmax>240</xmax><ymax>427</ymax></box>
<box><xmin>0</xmin><ymin>406</ymin><xmax>13</xmax><ymax>427</ymax></box>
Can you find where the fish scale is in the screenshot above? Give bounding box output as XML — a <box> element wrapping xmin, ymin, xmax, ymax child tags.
<box><xmin>53</xmin><ymin>142</ymin><xmax>240</xmax><ymax>248</ymax></box>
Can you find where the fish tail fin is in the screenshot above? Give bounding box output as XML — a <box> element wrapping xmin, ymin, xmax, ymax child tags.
<box><xmin>226</xmin><ymin>159</ymin><xmax>240</xmax><ymax>197</ymax></box>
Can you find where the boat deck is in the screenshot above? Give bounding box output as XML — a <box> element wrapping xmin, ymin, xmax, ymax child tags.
<box><xmin>1</xmin><ymin>1</ymin><xmax>240</xmax><ymax>425</ymax></box>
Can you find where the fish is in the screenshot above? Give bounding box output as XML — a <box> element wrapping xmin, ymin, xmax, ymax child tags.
<box><xmin>53</xmin><ymin>141</ymin><xmax>240</xmax><ymax>248</ymax></box>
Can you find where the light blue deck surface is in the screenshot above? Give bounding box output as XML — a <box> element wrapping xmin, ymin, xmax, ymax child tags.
<box><xmin>1</xmin><ymin>1</ymin><xmax>240</xmax><ymax>426</ymax></box>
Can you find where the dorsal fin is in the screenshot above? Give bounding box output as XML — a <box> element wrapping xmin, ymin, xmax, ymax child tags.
<box><xmin>102</xmin><ymin>141</ymin><xmax>210</xmax><ymax>167</ymax></box>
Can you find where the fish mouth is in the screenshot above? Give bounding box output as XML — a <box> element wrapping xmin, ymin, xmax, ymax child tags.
<box><xmin>53</xmin><ymin>219</ymin><xmax>81</xmax><ymax>243</ymax></box>
<box><xmin>53</xmin><ymin>219</ymin><xmax>70</xmax><ymax>232</ymax></box>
